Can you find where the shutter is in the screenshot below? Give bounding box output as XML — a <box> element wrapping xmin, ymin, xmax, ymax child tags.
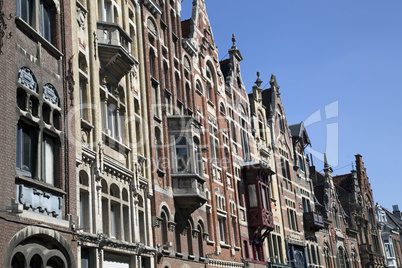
<box><xmin>103</xmin><ymin>259</ymin><xmax>129</xmax><ymax>268</ymax></box>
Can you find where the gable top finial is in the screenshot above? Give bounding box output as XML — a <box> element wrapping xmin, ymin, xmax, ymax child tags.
<box><xmin>255</xmin><ymin>71</ymin><xmax>263</xmax><ymax>88</ymax></box>
<box><xmin>232</xmin><ymin>33</ymin><xmax>236</xmax><ymax>47</ymax></box>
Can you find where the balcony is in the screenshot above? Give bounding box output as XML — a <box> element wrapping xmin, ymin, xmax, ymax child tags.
<box><xmin>97</xmin><ymin>21</ymin><xmax>137</xmax><ymax>81</ymax></box>
<box><xmin>303</xmin><ymin>211</ymin><xmax>324</xmax><ymax>232</ymax></box>
<box><xmin>172</xmin><ymin>173</ymin><xmax>207</xmax><ymax>213</ymax></box>
<box><xmin>248</xmin><ymin>207</ymin><xmax>274</xmax><ymax>230</ymax></box>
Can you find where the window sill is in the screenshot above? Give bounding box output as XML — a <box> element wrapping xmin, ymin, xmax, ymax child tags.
<box><xmin>199</xmin><ymin>257</ymin><xmax>206</xmax><ymax>262</ymax></box>
<box><xmin>175</xmin><ymin>252</ymin><xmax>184</xmax><ymax>258</ymax></box>
<box><xmin>157</xmin><ymin>168</ymin><xmax>166</xmax><ymax>176</ymax></box>
<box><xmin>81</xmin><ymin>118</ymin><xmax>94</xmax><ymax>130</ymax></box>
<box><xmin>150</xmin><ymin>76</ymin><xmax>159</xmax><ymax>86</ymax></box>
<box><xmin>15</xmin><ymin>173</ymin><xmax>66</xmax><ymax>196</ymax></box>
<box><xmin>207</xmin><ymin>100</ymin><xmax>215</xmax><ymax>107</ymax></box>
<box><xmin>188</xmin><ymin>254</ymin><xmax>195</xmax><ymax>260</ymax></box>
<box><xmin>206</xmin><ymin>240</ymin><xmax>215</xmax><ymax>246</ymax></box>
<box><xmin>220</xmin><ymin>243</ymin><xmax>230</xmax><ymax>249</ymax></box>
<box><xmin>15</xmin><ymin>16</ymin><xmax>63</xmax><ymax>59</ymax></box>
<box><xmin>102</xmin><ymin>132</ymin><xmax>131</xmax><ymax>153</ymax></box>
<box><xmin>195</xmin><ymin>88</ymin><xmax>203</xmax><ymax>96</ymax></box>
<box><xmin>234</xmin><ymin>246</ymin><xmax>241</xmax><ymax>251</ymax></box>
<box><xmin>154</xmin><ymin>115</ymin><xmax>162</xmax><ymax>123</ymax></box>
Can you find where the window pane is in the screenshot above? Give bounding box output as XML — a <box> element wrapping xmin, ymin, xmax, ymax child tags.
<box><xmin>248</xmin><ymin>185</ymin><xmax>257</xmax><ymax>207</ymax></box>
<box><xmin>40</xmin><ymin>1</ymin><xmax>52</xmax><ymax>43</ymax></box>
<box><xmin>262</xmin><ymin>187</ymin><xmax>268</xmax><ymax>210</ymax></box>
<box><xmin>43</xmin><ymin>136</ymin><xmax>54</xmax><ymax>185</ymax></box>
<box><xmin>176</xmin><ymin>148</ymin><xmax>188</xmax><ymax>172</ymax></box>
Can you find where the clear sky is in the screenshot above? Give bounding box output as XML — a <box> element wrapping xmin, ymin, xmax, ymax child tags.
<box><xmin>181</xmin><ymin>0</ymin><xmax>402</xmax><ymax>211</ymax></box>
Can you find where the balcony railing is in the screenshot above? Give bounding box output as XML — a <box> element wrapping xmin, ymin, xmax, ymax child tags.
<box><xmin>97</xmin><ymin>21</ymin><xmax>137</xmax><ymax>81</ymax></box>
<box><xmin>172</xmin><ymin>173</ymin><xmax>207</xmax><ymax>213</ymax></box>
<box><xmin>248</xmin><ymin>207</ymin><xmax>274</xmax><ymax>230</ymax></box>
<box><xmin>303</xmin><ymin>211</ymin><xmax>324</xmax><ymax>231</ymax></box>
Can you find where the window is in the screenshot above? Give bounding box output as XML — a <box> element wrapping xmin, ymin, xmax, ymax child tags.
<box><xmin>175</xmin><ymin>136</ymin><xmax>188</xmax><ymax>172</ymax></box>
<box><xmin>337</xmin><ymin>247</ymin><xmax>347</xmax><ymax>268</ymax></box>
<box><xmin>258</xmin><ymin>114</ymin><xmax>264</xmax><ymax>140</ymax></box>
<box><xmin>287</xmin><ymin>207</ymin><xmax>298</xmax><ymax>231</ymax></box>
<box><xmin>247</xmin><ymin>185</ymin><xmax>257</xmax><ymax>207</ymax></box>
<box><xmin>17</xmin><ymin>72</ymin><xmax>61</xmax><ymax>188</ymax></box>
<box><xmin>101</xmin><ymin>83</ymin><xmax>126</xmax><ymax>143</ymax></box>
<box><xmin>138</xmin><ymin>196</ymin><xmax>146</xmax><ymax>244</ymax></box>
<box><xmin>209</xmin><ymin>125</ymin><xmax>219</xmax><ymax>165</ymax></box>
<box><xmin>193</xmin><ymin>137</ymin><xmax>202</xmax><ymax>176</ymax></box>
<box><xmin>302</xmin><ymin>197</ymin><xmax>311</xmax><ymax>213</ymax></box>
<box><xmin>186</xmin><ymin>222</ymin><xmax>193</xmax><ymax>255</ymax></box>
<box><xmin>218</xmin><ymin>216</ymin><xmax>226</xmax><ymax>244</ymax></box>
<box><xmin>16</xmin><ymin>123</ymin><xmax>37</xmax><ymax>177</ymax></box>
<box><xmin>196</xmin><ymin>80</ymin><xmax>203</xmax><ymax>95</ymax></box>
<box><xmin>161</xmin><ymin>211</ymin><xmax>168</xmax><ymax>246</ymax></box>
<box><xmin>162</xmin><ymin>63</ymin><xmax>168</xmax><ymax>89</ymax></box>
<box><xmin>384</xmin><ymin>238</ymin><xmax>395</xmax><ymax>258</ymax></box>
<box><xmin>299</xmin><ymin>155</ymin><xmax>304</xmax><ymax>172</ymax></box>
<box><xmin>16</xmin><ymin>0</ymin><xmax>34</xmax><ymax>26</ymax></box>
<box><xmin>40</xmin><ymin>0</ymin><xmax>52</xmax><ymax>43</ymax></box>
<box><xmin>206</xmin><ymin>64</ymin><xmax>214</xmax><ymax>101</ymax></box>
<box><xmin>240</xmin><ymin>118</ymin><xmax>249</xmax><ymax>161</ymax></box>
<box><xmin>16</xmin><ymin>0</ymin><xmax>56</xmax><ymax>44</ymax></box>
<box><xmin>42</xmin><ymin>135</ymin><xmax>55</xmax><ymax>185</ymax></box>
<box><xmin>198</xmin><ymin>224</ymin><xmax>204</xmax><ymax>257</ymax></box>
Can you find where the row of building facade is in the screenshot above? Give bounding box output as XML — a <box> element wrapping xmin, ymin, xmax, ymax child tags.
<box><xmin>0</xmin><ymin>0</ymin><xmax>401</xmax><ymax>267</ymax></box>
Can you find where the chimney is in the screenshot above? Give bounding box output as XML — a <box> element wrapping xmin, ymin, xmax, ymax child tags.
<box><xmin>392</xmin><ymin>205</ymin><xmax>401</xmax><ymax>219</ymax></box>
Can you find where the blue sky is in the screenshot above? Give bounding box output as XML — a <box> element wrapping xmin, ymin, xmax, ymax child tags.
<box><xmin>181</xmin><ymin>0</ymin><xmax>402</xmax><ymax>210</ymax></box>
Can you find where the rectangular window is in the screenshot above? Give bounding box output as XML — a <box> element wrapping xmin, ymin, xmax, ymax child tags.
<box><xmin>79</xmin><ymin>191</ymin><xmax>89</xmax><ymax>230</ymax></box>
<box><xmin>43</xmin><ymin>135</ymin><xmax>55</xmax><ymax>185</ymax></box>
<box><xmin>40</xmin><ymin>0</ymin><xmax>52</xmax><ymax>43</ymax></box>
<box><xmin>16</xmin><ymin>0</ymin><xmax>34</xmax><ymax>26</ymax></box>
<box><xmin>218</xmin><ymin>217</ymin><xmax>226</xmax><ymax>243</ymax></box>
<box><xmin>16</xmin><ymin>124</ymin><xmax>37</xmax><ymax>177</ymax></box>
<box><xmin>248</xmin><ymin>184</ymin><xmax>257</xmax><ymax>208</ymax></box>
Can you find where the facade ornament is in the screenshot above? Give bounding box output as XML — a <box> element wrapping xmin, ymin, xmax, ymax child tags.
<box><xmin>18</xmin><ymin>67</ymin><xmax>38</xmax><ymax>92</ymax></box>
<box><xmin>0</xmin><ymin>0</ymin><xmax>6</xmax><ymax>55</ymax></box>
<box><xmin>66</xmin><ymin>57</ymin><xmax>75</xmax><ymax>106</ymax></box>
<box><xmin>77</xmin><ymin>7</ymin><xmax>87</xmax><ymax>30</ymax></box>
<box><xmin>43</xmin><ymin>84</ymin><xmax>59</xmax><ymax>105</ymax></box>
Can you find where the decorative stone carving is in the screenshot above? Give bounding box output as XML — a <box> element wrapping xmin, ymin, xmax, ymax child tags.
<box><xmin>17</xmin><ymin>184</ymin><xmax>63</xmax><ymax>218</ymax></box>
<box><xmin>18</xmin><ymin>67</ymin><xmax>38</xmax><ymax>92</ymax></box>
<box><xmin>43</xmin><ymin>84</ymin><xmax>59</xmax><ymax>105</ymax></box>
<box><xmin>168</xmin><ymin>220</ymin><xmax>176</xmax><ymax>232</ymax></box>
<box><xmin>77</xmin><ymin>7</ymin><xmax>87</xmax><ymax>30</ymax></box>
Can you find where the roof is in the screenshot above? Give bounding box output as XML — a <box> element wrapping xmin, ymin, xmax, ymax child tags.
<box><xmin>384</xmin><ymin>207</ymin><xmax>402</xmax><ymax>230</ymax></box>
<box><xmin>333</xmin><ymin>173</ymin><xmax>354</xmax><ymax>193</ymax></box>
<box><xmin>289</xmin><ymin>122</ymin><xmax>311</xmax><ymax>146</ymax></box>
<box><xmin>181</xmin><ymin>19</ymin><xmax>191</xmax><ymax>39</ymax></box>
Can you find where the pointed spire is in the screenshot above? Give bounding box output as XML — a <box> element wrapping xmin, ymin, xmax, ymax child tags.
<box><xmin>323</xmin><ymin>153</ymin><xmax>333</xmax><ymax>175</ymax></box>
<box><xmin>270</xmin><ymin>74</ymin><xmax>280</xmax><ymax>90</ymax></box>
<box><xmin>255</xmin><ymin>71</ymin><xmax>263</xmax><ymax>88</ymax></box>
<box><xmin>324</xmin><ymin>153</ymin><xmax>329</xmax><ymax>168</ymax></box>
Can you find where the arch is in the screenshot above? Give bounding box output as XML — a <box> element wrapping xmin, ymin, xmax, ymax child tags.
<box><xmin>79</xmin><ymin>170</ymin><xmax>89</xmax><ymax>186</ymax></box>
<box><xmin>219</xmin><ymin>102</ymin><xmax>226</xmax><ymax>115</ymax></box>
<box><xmin>146</xmin><ymin>17</ymin><xmax>158</xmax><ymax>36</ymax></box>
<box><xmin>183</xmin><ymin>56</ymin><xmax>191</xmax><ymax>72</ymax></box>
<box><xmin>101</xmin><ymin>179</ymin><xmax>108</xmax><ymax>194</ymax></box>
<box><xmin>122</xmin><ymin>188</ymin><xmax>129</xmax><ymax>201</ymax></box>
<box><xmin>195</xmin><ymin>79</ymin><xmax>203</xmax><ymax>95</ymax></box>
<box><xmin>4</xmin><ymin>226</ymin><xmax>76</xmax><ymax>268</ymax></box>
<box><xmin>337</xmin><ymin>247</ymin><xmax>348</xmax><ymax>268</ymax></box>
<box><xmin>110</xmin><ymin>183</ymin><xmax>120</xmax><ymax>198</ymax></box>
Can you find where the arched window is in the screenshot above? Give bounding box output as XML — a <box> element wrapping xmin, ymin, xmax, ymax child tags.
<box><xmin>337</xmin><ymin>247</ymin><xmax>348</xmax><ymax>268</ymax></box>
<box><xmin>220</xmin><ymin>103</ymin><xmax>226</xmax><ymax>115</ymax></box>
<box><xmin>198</xmin><ymin>223</ymin><xmax>204</xmax><ymax>257</ymax></box>
<box><xmin>205</xmin><ymin>64</ymin><xmax>214</xmax><ymax>101</ymax></box>
<box><xmin>161</xmin><ymin>210</ymin><xmax>168</xmax><ymax>246</ymax></box>
<box><xmin>196</xmin><ymin>80</ymin><xmax>203</xmax><ymax>95</ymax></box>
<box><xmin>186</xmin><ymin>221</ymin><xmax>193</xmax><ymax>255</ymax></box>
